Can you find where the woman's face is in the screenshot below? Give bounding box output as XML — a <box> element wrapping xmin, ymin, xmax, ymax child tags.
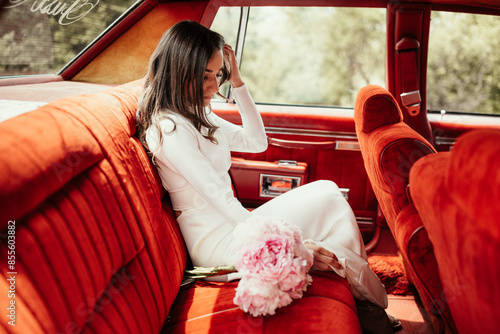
<box><xmin>203</xmin><ymin>49</ymin><xmax>224</xmax><ymax>106</ymax></box>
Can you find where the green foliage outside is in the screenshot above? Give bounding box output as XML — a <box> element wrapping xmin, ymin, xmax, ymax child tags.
<box><xmin>240</xmin><ymin>7</ymin><xmax>386</xmax><ymax>107</ymax></box>
<box><xmin>49</xmin><ymin>0</ymin><xmax>130</xmax><ymax>71</ymax></box>
<box><xmin>0</xmin><ymin>0</ymin><xmax>134</xmax><ymax>76</ymax></box>
<box><xmin>427</xmin><ymin>12</ymin><xmax>500</xmax><ymax>114</ymax></box>
<box><xmin>0</xmin><ymin>4</ymin><xmax>499</xmax><ymax>115</ymax></box>
<box><xmin>213</xmin><ymin>7</ymin><xmax>500</xmax><ymax>115</ymax></box>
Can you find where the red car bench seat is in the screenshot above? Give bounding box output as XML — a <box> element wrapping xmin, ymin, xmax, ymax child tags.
<box><xmin>0</xmin><ymin>80</ymin><xmax>361</xmax><ymax>334</ymax></box>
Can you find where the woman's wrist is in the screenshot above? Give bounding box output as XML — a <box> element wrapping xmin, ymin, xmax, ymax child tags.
<box><xmin>230</xmin><ymin>78</ymin><xmax>245</xmax><ymax>88</ymax></box>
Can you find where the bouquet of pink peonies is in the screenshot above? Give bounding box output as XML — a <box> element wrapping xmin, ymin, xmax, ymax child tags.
<box><xmin>232</xmin><ymin>216</ymin><xmax>314</xmax><ymax>317</ymax></box>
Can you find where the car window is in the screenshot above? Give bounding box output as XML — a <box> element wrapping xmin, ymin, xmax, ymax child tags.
<box><xmin>210</xmin><ymin>6</ymin><xmax>241</xmax><ymax>98</ymax></box>
<box><xmin>0</xmin><ymin>0</ymin><xmax>138</xmax><ymax>77</ymax></box>
<box><xmin>428</xmin><ymin>11</ymin><xmax>500</xmax><ymax>115</ymax></box>
<box><xmin>212</xmin><ymin>7</ymin><xmax>386</xmax><ymax>108</ymax></box>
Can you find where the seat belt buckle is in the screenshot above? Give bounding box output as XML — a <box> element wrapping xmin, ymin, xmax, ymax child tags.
<box><xmin>400</xmin><ymin>90</ymin><xmax>421</xmax><ymax>116</ymax></box>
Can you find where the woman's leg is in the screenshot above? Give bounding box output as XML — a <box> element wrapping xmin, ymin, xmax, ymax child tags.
<box><xmin>253</xmin><ymin>180</ymin><xmax>365</xmax><ymax>257</ymax></box>
<box><xmin>253</xmin><ymin>180</ymin><xmax>388</xmax><ymax>308</ymax></box>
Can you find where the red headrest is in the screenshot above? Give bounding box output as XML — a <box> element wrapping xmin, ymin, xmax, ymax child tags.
<box><xmin>354</xmin><ymin>85</ymin><xmax>403</xmax><ymax>134</ymax></box>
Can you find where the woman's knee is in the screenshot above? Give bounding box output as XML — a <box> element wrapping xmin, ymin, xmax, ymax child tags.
<box><xmin>308</xmin><ymin>180</ymin><xmax>342</xmax><ymax>197</ymax></box>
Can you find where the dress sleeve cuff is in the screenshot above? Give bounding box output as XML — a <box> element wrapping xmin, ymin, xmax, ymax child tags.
<box><xmin>231</xmin><ymin>84</ymin><xmax>251</xmax><ymax>102</ymax></box>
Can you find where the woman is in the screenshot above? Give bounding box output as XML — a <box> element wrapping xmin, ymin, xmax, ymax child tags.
<box><xmin>137</xmin><ymin>20</ymin><xmax>399</xmax><ymax>333</ymax></box>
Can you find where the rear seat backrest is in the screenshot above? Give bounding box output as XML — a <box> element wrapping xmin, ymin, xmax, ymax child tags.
<box><xmin>354</xmin><ymin>85</ymin><xmax>436</xmax><ymax>225</ymax></box>
<box><xmin>0</xmin><ymin>81</ymin><xmax>187</xmax><ymax>333</ymax></box>
<box><xmin>354</xmin><ymin>85</ymin><xmax>460</xmax><ymax>334</ymax></box>
<box><xmin>410</xmin><ymin>129</ymin><xmax>500</xmax><ymax>333</ymax></box>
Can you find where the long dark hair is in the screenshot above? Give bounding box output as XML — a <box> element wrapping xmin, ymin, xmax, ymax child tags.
<box><xmin>136</xmin><ymin>20</ymin><xmax>229</xmax><ymax>157</ymax></box>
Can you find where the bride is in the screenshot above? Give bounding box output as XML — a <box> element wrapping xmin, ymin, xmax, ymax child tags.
<box><xmin>136</xmin><ymin>20</ymin><xmax>399</xmax><ymax>333</ymax></box>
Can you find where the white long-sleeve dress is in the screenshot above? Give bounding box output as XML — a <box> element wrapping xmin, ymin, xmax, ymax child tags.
<box><xmin>145</xmin><ymin>85</ymin><xmax>388</xmax><ymax>308</ymax></box>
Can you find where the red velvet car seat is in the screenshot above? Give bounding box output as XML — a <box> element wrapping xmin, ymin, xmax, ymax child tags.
<box><xmin>354</xmin><ymin>85</ymin><xmax>456</xmax><ymax>333</ymax></box>
<box><xmin>410</xmin><ymin>129</ymin><xmax>500</xmax><ymax>334</ymax></box>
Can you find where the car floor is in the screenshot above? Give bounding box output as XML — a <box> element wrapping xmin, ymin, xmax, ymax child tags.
<box><xmin>369</xmin><ymin>227</ymin><xmax>436</xmax><ymax>334</ymax></box>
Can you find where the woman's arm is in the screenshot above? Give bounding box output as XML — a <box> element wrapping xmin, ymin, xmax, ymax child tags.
<box><xmin>214</xmin><ymin>85</ymin><xmax>268</xmax><ymax>153</ymax></box>
<box><xmin>152</xmin><ymin>119</ymin><xmax>252</xmax><ymax>225</ymax></box>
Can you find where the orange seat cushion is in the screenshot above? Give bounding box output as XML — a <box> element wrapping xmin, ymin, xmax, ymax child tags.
<box><xmin>164</xmin><ymin>272</ymin><xmax>361</xmax><ymax>334</ymax></box>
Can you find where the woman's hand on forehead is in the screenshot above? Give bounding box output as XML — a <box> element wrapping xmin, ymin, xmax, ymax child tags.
<box><xmin>223</xmin><ymin>44</ymin><xmax>244</xmax><ymax>88</ymax></box>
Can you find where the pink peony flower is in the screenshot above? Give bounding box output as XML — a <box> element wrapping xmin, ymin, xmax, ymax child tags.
<box><xmin>293</xmin><ymin>242</ymin><xmax>315</xmax><ymax>270</ymax></box>
<box><xmin>279</xmin><ymin>258</ymin><xmax>314</xmax><ymax>299</ymax></box>
<box><xmin>232</xmin><ymin>216</ymin><xmax>315</xmax><ymax>317</ymax></box>
<box><xmin>236</xmin><ymin>234</ymin><xmax>294</xmax><ymax>282</ymax></box>
<box><xmin>233</xmin><ymin>276</ymin><xmax>293</xmax><ymax>317</ymax></box>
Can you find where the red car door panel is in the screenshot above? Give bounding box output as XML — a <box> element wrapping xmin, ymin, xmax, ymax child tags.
<box><xmin>214</xmin><ymin>104</ymin><xmax>377</xmax><ymax>225</ymax></box>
